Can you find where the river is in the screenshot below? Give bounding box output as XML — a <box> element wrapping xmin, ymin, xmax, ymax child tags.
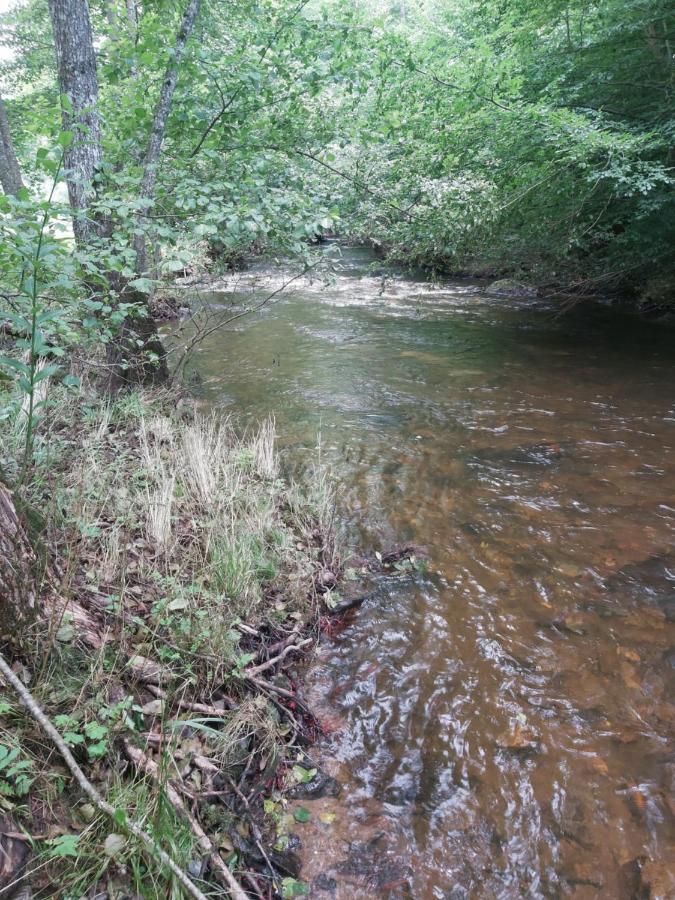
<box><xmin>174</xmin><ymin>245</ymin><xmax>675</xmax><ymax>898</ymax></box>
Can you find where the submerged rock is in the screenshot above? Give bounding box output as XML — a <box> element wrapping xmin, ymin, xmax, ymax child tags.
<box><xmin>288</xmin><ymin>772</ymin><xmax>341</xmax><ymax>800</ymax></box>
<box><xmin>605</xmin><ymin>554</ymin><xmax>675</xmax><ymax>621</ymax></box>
<box><xmin>335</xmin><ymin>833</ymin><xmax>414</xmax><ymax>893</ymax></box>
<box><xmin>487</xmin><ymin>278</ymin><xmax>538</xmax><ymax>298</ymax></box>
<box><xmin>468</xmin><ymin>440</ymin><xmax>573</xmax><ymax>469</ymax></box>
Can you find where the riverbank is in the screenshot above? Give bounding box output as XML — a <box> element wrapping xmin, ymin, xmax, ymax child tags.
<box><xmin>362</xmin><ymin>240</ymin><xmax>675</xmax><ymax>316</ymax></box>
<box><xmin>164</xmin><ymin>238</ymin><xmax>674</xmax><ymax>322</ymax></box>
<box><xmin>0</xmin><ymin>386</ymin><xmax>344</xmax><ymax>898</ymax></box>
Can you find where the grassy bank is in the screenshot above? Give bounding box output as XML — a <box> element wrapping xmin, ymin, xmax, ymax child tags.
<box><xmin>0</xmin><ymin>386</ymin><xmax>340</xmax><ymax>898</ymax></box>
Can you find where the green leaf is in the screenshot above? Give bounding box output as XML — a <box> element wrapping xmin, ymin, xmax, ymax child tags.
<box><xmin>292</xmin><ymin>765</ymin><xmax>317</xmax><ymax>784</ymax></box>
<box><xmin>0</xmin><ymin>357</ymin><xmax>30</xmax><ymax>377</ymax></box>
<box><xmin>293</xmin><ymin>807</ymin><xmax>311</xmax><ymax>823</ymax></box>
<box><xmin>113</xmin><ymin>808</ymin><xmax>128</xmax><ymax>828</ymax></box>
<box><xmin>84</xmin><ymin>722</ymin><xmax>108</xmax><ymax>741</ymax></box>
<box><xmin>87</xmin><ymin>741</ymin><xmax>108</xmax><ymax>758</ymax></box>
<box><xmin>281</xmin><ymin>877</ymin><xmax>309</xmax><ymax>897</ymax></box>
<box><xmin>34</xmin><ymin>365</ymin><xmax>60</xmax><ymax>384</ymax></box>
<box><xmin>162</xmin><ymin>259</ymin><xmax>186</xmax><ymax>273</ymax></box>
<box><xmin>127</xmin><ymin>277</ymin><xmax>155</xmax><ymax>293</ymax></box>
<box><xmin>47</xmin><ymin>833</ymin><xmax>81</xmax><ymax>858</ymax></box>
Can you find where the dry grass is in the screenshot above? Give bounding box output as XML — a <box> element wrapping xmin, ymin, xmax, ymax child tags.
<box><xmin>7</xmin><ymin>388</ymin><xmax>337</xmax><ymax>681</ymax></box>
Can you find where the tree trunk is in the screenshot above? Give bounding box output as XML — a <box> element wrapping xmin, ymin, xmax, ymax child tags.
<box><xmin>0</xmin><ymin>482</ymin><xmax>39</xmax><ymax>645</ymax></box>
<box><xmin>105</xmin><ymin>289</ymin><xmax>169</xmax><ymax>389</ymax></box>
<box><xmin>134</xmin><ymin>0</ymin><xmax>202</xmax><ymax>277</ymax></box>
<box><xmin>0</xmin><ymin>95</ymin><xmax>24</xmax><ymax>197</ymax></box>
<box><xmin>125</xmin><ymin>0</ymin><xmax>136</xmax><ymax>25</ymax></box>
<box><xmin>48</xmin><ymin>0</ymin><xmax>169</xmax><ymax>389</ymax></box>
<box><xmin>47</xmin><ymin>0</ymin><xmax>105</xmax><ymax>247</ymax></box>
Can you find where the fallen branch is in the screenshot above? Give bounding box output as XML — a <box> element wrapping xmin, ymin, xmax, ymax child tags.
<box><xmin>245</xmin><ymin>674</ymin><xmax>299</xmax><ymax>703</ymax></box>
<box><xmin>146</xmin><ymin>683</ymin><xmax>235</xmax><ymax>713</ymax></box>
<box><xmin>0</xmin><ymin>652</ymin><xmax>208</xmax><ymax>900</ymax></box>
<box><xmin>244</xmin><ymin>638</ymin><xmax>312</xmax><ymax>677</ymax></box>
<box><xmin>254</xmin><ymin>622</ymin><xmax>302</xmax><ymax>662</ymax></box>
<box><xmin>122</xmin><ymin>740</ymin><xmax>249</xmax><ymax>900</ymax></box>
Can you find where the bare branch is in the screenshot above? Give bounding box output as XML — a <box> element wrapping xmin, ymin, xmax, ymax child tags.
<box><xmin>0</xmin><ymin>651</ymin><xmax>209</xmax><ymax>900</ymax></box>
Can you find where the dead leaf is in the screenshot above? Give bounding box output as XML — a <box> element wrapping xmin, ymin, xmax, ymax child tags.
<box><xmin>103</xmin><ymin>833</ymin><xmax>126</xmax><ymax>857</ymax></box>
<box><xmin>496</xmin><ymin>722</ymin><xmax>540</xmax><ymax>751</ymax></box>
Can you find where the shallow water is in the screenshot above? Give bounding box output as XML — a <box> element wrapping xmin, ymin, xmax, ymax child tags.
<box><xmin>175</xmin><ymin>246</ymin><xmax>675</xmax><ymax>898</ymax></box>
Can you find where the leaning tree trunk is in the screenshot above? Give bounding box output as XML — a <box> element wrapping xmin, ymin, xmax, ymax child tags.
<box><xmin>108</xmin><ymin>0</ymin><xmax>201</xmax><ymax>391</ymax></box>
<box><xmin>133</xmin><ymin>0</ymin><xmax>201</xmax><ymax>278</ymax></box>
<box><xmin>0</xmin><ymin>482</ymin><xmax>39</xmax><ymax>645</ymax></box>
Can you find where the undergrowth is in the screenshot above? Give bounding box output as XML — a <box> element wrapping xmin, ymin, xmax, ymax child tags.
<box><xmin>0</xmin><ymin>385</ymin><xmax>339</xmax><ymax>898</ymax></box>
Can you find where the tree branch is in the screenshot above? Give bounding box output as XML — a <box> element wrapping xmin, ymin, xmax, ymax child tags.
<box><xmin>0</xmin><ymin>651</ymin><xmax>209</xmax><ymax>900</ymax></box>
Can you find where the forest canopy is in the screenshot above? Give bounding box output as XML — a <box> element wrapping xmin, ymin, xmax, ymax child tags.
<box><xmin>0</xmin><ymin>0</ymin><xmax>673</xmax><ymax>325</ymax></box>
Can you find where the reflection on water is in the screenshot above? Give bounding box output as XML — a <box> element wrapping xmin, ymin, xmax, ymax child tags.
<box><xmin>173</xmin><ymin>245</ymin><xmax>675</xmax><ymax>898</ymax></box>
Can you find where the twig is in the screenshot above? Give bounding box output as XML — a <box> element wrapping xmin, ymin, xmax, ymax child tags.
<box><xmin>170</xmin><ymin>265</ymin><xmax>317</xmax><ymax>376</ymax></box>
<box><xmin>122</xmin><ymin>740</ymin><xmax>249</xmax><ymax>900</ymax></box>
<box><xmin>244</xmin><ymin>675</ymin><xmax>298</xmax><ymax>703</ymax></box>
<box><xmin>146</xmin><ymin>683</ymin><xmax>235</xmax><ymax>713</ymax></box>
<box><xmin>0</xmin><ymin>652</ymin><xmax>209</xmax><ymax>900</ymax></box>
<box><xmin>189</xmin><ymin>0</ymin><xmax>312</xmax><ymax>158</ymax></box>
<box><xmin>222</xmin><ymin>774</ymin><xmax>280</xmax><ymax>894</ymax></box>
<box><xmin>253</xmin><ymin>622</ymin><xmax>302</xmax><ymax>663</ymax></box>
<box><xmin>244</xmin><ymin>638</ymin><xmax>312</xmax><ymax>677</ymax></box>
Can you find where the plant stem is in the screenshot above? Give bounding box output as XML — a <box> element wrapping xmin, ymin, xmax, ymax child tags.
<box><xmin>20</xmin><ymin>153</ymin><xmax>63</xmax><ymax>483</ymax></box>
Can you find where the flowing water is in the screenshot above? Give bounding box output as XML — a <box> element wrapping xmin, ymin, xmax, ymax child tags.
<box><xmin>175</xmin><ymin>246</ymin><xmax>675</xmax><ymax>898</ymax></box>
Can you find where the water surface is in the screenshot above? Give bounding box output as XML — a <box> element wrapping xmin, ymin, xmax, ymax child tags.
<box><xmin>176</xmin><ymin>246</ymin><xmax>675</xmax><ymax>898</ymax></box>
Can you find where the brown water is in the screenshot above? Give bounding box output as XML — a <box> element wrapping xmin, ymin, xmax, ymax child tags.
<box><xmin>177</xmin><ymin>246</ymin><xmax>675</xmax><ymax>898</ymax></box>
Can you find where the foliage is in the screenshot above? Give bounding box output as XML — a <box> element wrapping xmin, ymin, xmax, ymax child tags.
<box><xmin>321</xmin><ymin>0</ymin><xmax>674</xmax><ymax>295</ymax></box>
<box><xmin>0</xmin><ymin>739</ymin><xmax>35</xmax><ymax>807</ymax></box>
<box><xmin>0</xmin><ymin>386</ymin><xmax>338</xmax><ymax>896</ymax></box>
<box><xmin>0</xmin><ymin>0</ymin><xmax>672</xmax><ymax>317</ymax></box>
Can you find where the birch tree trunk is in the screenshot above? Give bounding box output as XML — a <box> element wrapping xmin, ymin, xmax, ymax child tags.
<box><xmin>48</xmin><ymin>0</ymin><xmax>169</xmax><ymax>389</ymax></box>
<box><xmin>0</xmin><ymin>95</ymin><xmax>24</xmax><ymax>197</ymax></box>
<box><xmin>47</xmin><ymin>0</ymin><xmax>104</xmax><ymax>247</ymax></box>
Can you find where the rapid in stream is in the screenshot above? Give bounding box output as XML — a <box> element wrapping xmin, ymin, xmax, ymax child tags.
<box><xmin>174</xmin><ymin>245</ymin><xmax>675</xmax><ymax>899</ymax></box>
